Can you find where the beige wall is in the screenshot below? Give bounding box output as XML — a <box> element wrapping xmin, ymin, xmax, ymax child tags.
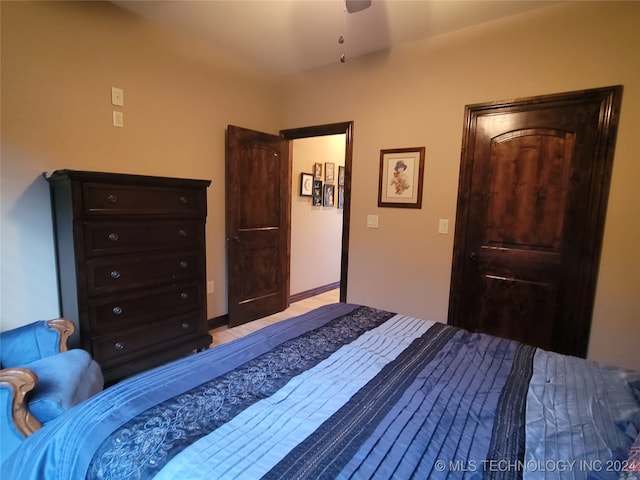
<box><xmin>2</xmin><ymin>2</ymin><xmax>638</xmax><ymax>371</ymax></box>
<box><xmin>291</xmin><ymin>135</ymin><xmax>345</xmax><ymax>294</ymax></box>
<box><xmin>1</xmin><ymin>1</ymin><xmax>283</xmax><ymax>327</ymax></box>
<box><xmin>282</xmin><ymin>1</ymin><xmax>640</xmax><ymax>370</ymax></box>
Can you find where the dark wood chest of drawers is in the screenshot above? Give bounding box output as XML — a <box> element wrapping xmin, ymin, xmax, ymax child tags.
<box><xmin>46</xmin><ymin>170</ymin><xmax>212</xmax><ymax>383</ymax></box>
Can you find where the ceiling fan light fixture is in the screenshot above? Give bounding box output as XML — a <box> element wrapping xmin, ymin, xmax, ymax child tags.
<box><xmin>340</xmin><ymin>0</ymin><xmax>371</xmax><ymax>64</ymax></box>
<box><xmin>345</xmin><ymin>0</ymin><xmax>371</xmax><ymax>14</ymax></box>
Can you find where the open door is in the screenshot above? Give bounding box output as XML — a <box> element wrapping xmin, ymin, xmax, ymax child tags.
<box><xmin>226</xmin><ymin>125</ymin><xmax>291</xmax><ymax>327</ymax></box>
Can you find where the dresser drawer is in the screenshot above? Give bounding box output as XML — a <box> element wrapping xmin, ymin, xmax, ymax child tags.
<box><xmin>88</xmin><ymin>283</ymin><xmax>202</xmax><ymax>332</ymax></box>
<box><xmin>86</xmin><ymin>251</ymin><xmax>202</xmax><ymax>296</ymax></box>
<box><xmin>84</xmin><ymin>221</ymin><xmax>203</xmax><ymax>256</ymax></box>
<box><xmin>91</xmin><ymin>312</ymin><xmax>204</xmax><ymax>366</ymax></box>
<box><xmin>83</xmin><ymin>183</ymin><xmax>206</xmax><ymax>217</ymax></box>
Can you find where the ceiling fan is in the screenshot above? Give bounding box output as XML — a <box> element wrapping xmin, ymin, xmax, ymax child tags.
<box><xmin>339</xmin><ymin>0</ymin><xmax>372</xmax><ymax>63</ymax></box>
<box><xmin>345</xmin><ymin>0</ymin><xmax>372</xmax><ymax>14</ymax></box>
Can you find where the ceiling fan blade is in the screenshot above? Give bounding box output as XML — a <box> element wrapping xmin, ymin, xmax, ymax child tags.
<box><xmin>346</xmin><ymin>0</ymin><xmax>372</xmax><ymax>14</ymax></box>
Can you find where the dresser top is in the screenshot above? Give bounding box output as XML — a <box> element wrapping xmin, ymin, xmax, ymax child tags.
<box><xmin>44</xmin><ymin>170</ymin><xmax>211</xmax><ymax>188</ymax></box>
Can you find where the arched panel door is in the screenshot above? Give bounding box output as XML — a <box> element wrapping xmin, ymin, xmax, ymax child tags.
<box><xmin>448</xmin><ymin>86</ymin><xmax>623</xmax><ymax>357</ymax></box>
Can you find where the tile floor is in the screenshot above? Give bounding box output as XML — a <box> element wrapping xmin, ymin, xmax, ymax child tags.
<box><xmin>209</xmin><ymin>289</ymin><xmax>340</xmax><ymax>347</ymax></box>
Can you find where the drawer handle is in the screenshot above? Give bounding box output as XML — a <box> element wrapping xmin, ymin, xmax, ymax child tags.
<box><xmin>179</xmin><ymin>260</ymin><xmax>188</xmax><ymax>269</ymax></box>
<box><xmin>114</xmin><ymin>342</ymin><xmax>125</xmax><ymax>350</ymax></box>
<box><xmin>179</xmin><ymin>196</ymin><xmax>188</xmax><ymax>204</ymax></box>
<box><xmin>112</xmin><ymin>306</ymin><xmax>123</xmax><ymax>315</ymax></box>
<box><xmin>181</xmin><ymin>322</ymin><xmax>190</xmax><ymax>330</ymax></box>
<box><xmin>180</xmin><ymin>292</ymin><xmax>189</xmax><ymax>300</ymax></box>
<box><xmin>110</xmin><ymin>270</ymin><xmax>121</xmax><ymax>279</ymax></box>
<box><xmin>178</xmin><ymin>229</ymin><xmax>188</xmax><ymax>237</ymax></box>
<box><xmin>108</xmin><ymin>232</ymin><xmax>119</xmax><ymax>242</ymax></box>
<box><xmin>107</xmin><ymin>194</ymin><xmax>118</xmax><ymax>204</ymax></box>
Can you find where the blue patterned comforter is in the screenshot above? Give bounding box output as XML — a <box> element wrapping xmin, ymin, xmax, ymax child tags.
<box><xmin>2</xmin><ymin>304</ymin><xmax>639</xmax><ymax>479</ymax></box>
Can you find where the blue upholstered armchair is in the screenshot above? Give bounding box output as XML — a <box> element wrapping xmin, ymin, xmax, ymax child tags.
<box><xmin>0</xmin><ymin>319</ymin><xmax>103</xmax><ymax>463</ymax></box>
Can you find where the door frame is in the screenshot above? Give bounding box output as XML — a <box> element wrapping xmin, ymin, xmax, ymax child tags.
<box><xmin>281</xmin><ymin>121</ymin><xmax>354</xmax><ymax>303</ymax></box>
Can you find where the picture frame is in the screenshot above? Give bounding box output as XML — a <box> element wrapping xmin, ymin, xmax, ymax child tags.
<box><xmin>378</xmin><ymin>147</ymin><xmax>425</xmax><ymax>209</ymax></box>
<box><xmin>337</xmin><ymin>185</ymin><xmax>344</xmax><ymax>209</ymax></box>
<box><xmin>300</xmin><ymin>172</ymin><xmax>313</xmax><ymax>197</ymax></box>
<box><xmin>323</xmin><ymin>184</ymin><xmax>335</xmax><ymax>207</ymax></box>
<box><xmin>314</xmin><ymin>163</ymin><xmax>323</xmax><ymax>180</ymax></box>
<box><xmin>325</xmin><ymin>162</ymin><xmax>335</xmax><ymax>183</ymax></box>
<box><xmin>338</xmin><ymin>165</ymin><xmax>345</xmax><ymax>186</ymax></box>
<box><xmin>312</xmin><ymin>179</ymin><xmax>323</xmax><ymax>206</ymax></box>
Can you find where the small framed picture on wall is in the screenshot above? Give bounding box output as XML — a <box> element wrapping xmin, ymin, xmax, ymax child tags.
<box><xmin>378</xmin><ymin>147</ymin><xmax>425</xmax><ymax>209</ymax></box>
<box><xmin>325</xmin><ymin>162</ymin><xmax>335</xmax><ymax>183</ymax></box>
<box><xmin>314</xmin><ymin>163</ymin><xmax>323</xmax><ymax>180</ymax></box>
<box><xmin>323</xmin><ymin>184</ymin><xmax>335</xmax><ymax>207</ymax></box>
<box><xmin>300</xmin><ymin>172</ymin><xmax>313</xmax><ymax>197</ymax></box>
<box><xmin>312</xmin><ymin>180</ymin><xmax>323</xmax><ymax>206</ymax></box>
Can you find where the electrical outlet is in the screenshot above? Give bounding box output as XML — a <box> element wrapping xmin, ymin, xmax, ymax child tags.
<box><xmin>207</xmin><ymin>281</ymin><xmax>215</xmax><ymax>294</ymax></box>
<box><xmin>112</xmin><ymin>111</ymin><xmax>123</xmax><ymax>128</ymax></box>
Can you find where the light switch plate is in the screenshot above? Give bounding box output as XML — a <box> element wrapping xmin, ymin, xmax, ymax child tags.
<box><xmin>111</xmin><ymin>87</ymin><xmax>124</xmax><ymax>106</ymax></box>
<box><xmin>438</xmin><ymin>218</ymin><xmax>449</xmax><ymax>234</ymax></box>
<box><xmin>367</xmin><ymin>215</ymin><xmax>379</xmax><ymax>228</ymax></box>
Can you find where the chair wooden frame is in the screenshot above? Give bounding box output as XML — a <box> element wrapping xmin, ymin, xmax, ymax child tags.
<box><xmin>0</xmin><ymin>368</ymin><xmax>42</xmax><ymax>435</ymax></box>
<box><xmin>0</xmin><ymin>319</ymin><xmax>75</xmax><ymax>437</ymax></box>
<box><xmin>47</xmin><ymin>318</ymin><xmax>74</xmax><ymax>353</ymax></box>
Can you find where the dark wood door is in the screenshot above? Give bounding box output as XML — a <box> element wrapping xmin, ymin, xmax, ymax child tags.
<box><xmin>226</xmin><ymin>125</ymin><xmax>291</xmax><ymax>327</ymax></box>
<box><xmin>448</xmin><ymin>86</ymin><xmax>622</xmax><ymax>357</ymax></box>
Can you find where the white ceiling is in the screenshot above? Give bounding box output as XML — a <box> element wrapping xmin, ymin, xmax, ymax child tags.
<box><xmin>113</xmin><ymin>0</ymin><xmax>558</xmax><ymax>75</ymax></box>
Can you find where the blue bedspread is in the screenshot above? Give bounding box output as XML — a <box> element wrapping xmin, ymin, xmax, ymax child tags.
<box><xmin>2</xmin><ymin>304</ymin><xmax>638</xmax><ymax>479</ymax></box>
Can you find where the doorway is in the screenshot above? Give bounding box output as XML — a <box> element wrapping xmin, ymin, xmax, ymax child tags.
<box><xmin>290</xmin><ymin>135</ymin><xmax>345</xmax><ymax>300</ymax></box>
<box><xmin>281</xmin><ymin>121</ymin><xmax>354</xmax><ymax>304</ymax></box>
<box><xmin>225</xmin><ymin>122</ymin><xmax>353</xmax><ymax>328</ymax></box>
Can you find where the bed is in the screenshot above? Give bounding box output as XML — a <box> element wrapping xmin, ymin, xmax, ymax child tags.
<box><xmin>2</xmin><ymin>303</ymin><xmax>639</xmax><ymax>479</ymax></box>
